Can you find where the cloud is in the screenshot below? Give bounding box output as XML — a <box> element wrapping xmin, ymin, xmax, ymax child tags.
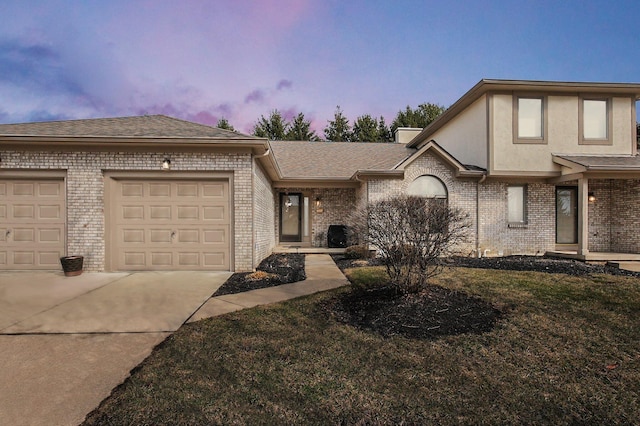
<box><xmin>277</xmin><ymin>79</ymin><xmax>293</xmax><ymax>90</ymax></box>
<box><xmin>244</xmin><ymin>89</ymin><xmax>266</xmax><ymax>104</ymax></box>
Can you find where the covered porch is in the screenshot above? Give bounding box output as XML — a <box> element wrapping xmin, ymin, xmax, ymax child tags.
<box><xmin>551</xmin><ymin>155</ymin><xmax>640</xmax><ymax>261</ymax></box>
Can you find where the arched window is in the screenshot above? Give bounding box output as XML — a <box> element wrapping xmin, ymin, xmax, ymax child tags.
<box><xmin>407</xmin><ymin>175</ymin><xmax>447</xmax><ymax>199</ymax></box>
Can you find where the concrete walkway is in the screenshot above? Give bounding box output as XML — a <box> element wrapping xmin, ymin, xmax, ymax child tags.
<box><xmin>0</xmin><ymin>254</ymin><xmax>348</xmax><ymax>426</ymax></box>
<box><xmin>189</xmin><ymin>253</ymin><xmax>349</xmax><ymax>321</ymax></box>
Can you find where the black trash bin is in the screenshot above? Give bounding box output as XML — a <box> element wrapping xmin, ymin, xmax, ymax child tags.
<box><xmin>327</xmin><ymin>225</ymin><xmax>347</xmax><ymax>248</ymax></box>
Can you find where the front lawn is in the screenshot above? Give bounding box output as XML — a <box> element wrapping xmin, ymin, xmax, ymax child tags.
<box><xmin>84</xmin><ymin>267</ymin><xmax>640</xmax><ymax>425</ymax></box>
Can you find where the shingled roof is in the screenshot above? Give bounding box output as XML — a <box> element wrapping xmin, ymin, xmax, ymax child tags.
<box><xmin>0</xmin><ymin>115</ymin><xmax>256</xmax><ymax>139</ymax></box>
<box><xmin>269</xmin><ymin>140</ymin><xmax>415</xmax><ymax>179</ymax></box>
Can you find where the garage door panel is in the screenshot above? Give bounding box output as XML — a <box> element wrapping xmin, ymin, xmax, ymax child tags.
<box><xmin>1</xmin><ymin>179</ymin><xmax>65</xmax><ymax>270</ymax></box>
<box><xmin>150</xmin><ymin>229</ymin><xmax>173</xmax><ymax>243</ymax></box>
<box><xmin>149</xmin><ymin>183</ymin><xmax>171</xmax><ymax>197</ymax></box>
<box><xmin>40</xmin><ymin>229</ymin><xmax>62</xmax><ymax>243</ymax></box>
<box><xmin>203</xmin><ymin>252</ymin><xmax>226</xmax><ymax>267</ymax></box>
<box><xmin>121</xmin><ymin>183</ymin><xmax>144</xmax><ymax>197</ymax></box>
<box><xmin>150</xmin><ymin>205</ymin><xmax>171</xmax><ymax>219</ymax></box>
<box><xmin>177</xmin><ymin>183</ymin><xmax>198</xmax><ymax>197</ymax></box>
<box><xmin>112</xmin><ymin>179</ymin><xmax>230</xmax><ymax>271</ymax></box>
<box><xmin>39</xmin><ymin>205</ymin><xmax>62</xmax><ymax>219</ymax></box>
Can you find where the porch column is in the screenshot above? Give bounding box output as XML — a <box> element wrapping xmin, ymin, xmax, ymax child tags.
<box><xmin>577</xmin><ymin>177</ymin><xmax>589</xmax><ymax>256</ymax></box>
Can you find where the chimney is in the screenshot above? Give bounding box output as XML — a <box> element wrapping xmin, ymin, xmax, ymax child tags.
<box><xmin>394</xmin><ymin>127</ymin><xmax>422</xmax><ymax>144</ymax></box>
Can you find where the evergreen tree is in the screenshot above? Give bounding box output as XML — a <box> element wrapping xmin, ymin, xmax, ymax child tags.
<box><xmin>252</xmin><ymin>110</ymin><xmax>287</xmax><ymax>140</ymax></box>
<box><xmin>324</xmin><ymin>106</ymin><xmax>351</xmax><ymax>142</ymax></box>
<box><xmin>216</xmin><ymin>117</ymin><xmax>235</xmax><ymax>131</ymax></box>
<box><xmin>377</xmin><ymin>116</ymin><xmax>393</xmax><ymax>142</ymax></box>
<box><xmin>390</xmin><ymin>102</ymin><xmax>446</xmax><ymax>134</ymax></box>
<box><xmin>286</xmin><ymin>112</ymin><xmax>318</xmax><ymax>141</ymax></box>
<box><xmin>352</xmin><ymin>114</ymin><xmax>379</xmax><ymax>142</ymax></box>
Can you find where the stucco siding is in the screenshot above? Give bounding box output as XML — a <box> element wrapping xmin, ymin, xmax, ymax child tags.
<box><xmin>429</xmin><ymin>95</ymin><xmax>488</xmax><ymax>169</ymax></box>
<box><xmin>492</xmin><ymin>95</ymin><xmax>635</xmax><ymax>174</ymax></box>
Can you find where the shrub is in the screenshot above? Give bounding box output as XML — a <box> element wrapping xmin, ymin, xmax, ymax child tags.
<box><xmin>344</xmin><ymin>245</ymin><xmax>370</xmax><ymax>259</ymax></box>
<box><xmin>349</xmin><ymin>195</ymin><xmax>470</xmax><ymax>294</ymax></box>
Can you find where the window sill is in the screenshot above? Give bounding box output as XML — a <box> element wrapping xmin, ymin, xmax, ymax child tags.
<box><xmin>508</xmin><ymin>223</ymin><xmax>528</xmax><ymax>229</ymax></box>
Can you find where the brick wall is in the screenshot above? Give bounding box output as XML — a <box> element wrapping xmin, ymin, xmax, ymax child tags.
<box><xmin>252</xmin><ymin>161</ymin><xmax>275</xmax><ymax>266</ymax></box>
<box><xmin>478</xmin><ymin>181</ymin><xmax>555</xmax><ymax>256</ymax></box>
<box><xmin>368</xmin><ymin>152</ymin><xmax>478</xmax><ymax>255</ymax></box>
<box><xmin>610</xmin><ymin>179</ymin><xmax>640</xmax><ymax>253</ymax></box>
<box><xmin>274</xmin><ymin>187</ymin><xmax>357</xmax><ymax>247</ymax></box>
<box><xmin>1</xmin><ymin>150</ymin><xmax>254</xmax><ymax>271</ymax></box>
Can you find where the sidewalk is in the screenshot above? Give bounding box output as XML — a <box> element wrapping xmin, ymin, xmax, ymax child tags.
<box><xmin>189</xmin><ymin>253</ymin><xmax>349</xmax><ymax>322</ymax></box>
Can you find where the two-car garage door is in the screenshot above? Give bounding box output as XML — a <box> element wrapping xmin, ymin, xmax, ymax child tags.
<box><xmin>0</xmin><ymin>179</ymin><xmax>66</xmax><ymax>270</ymax></box>
<box><xmin>109</xmin><ymin>179</ymin><xmax>231</xmax><ymax>271</ymax></box>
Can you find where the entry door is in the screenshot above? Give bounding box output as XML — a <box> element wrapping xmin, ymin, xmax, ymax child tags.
<box><xmin>556</xmin><ymin>187</ymin><xmax>578</xmax><ymax>245</ymax></box>
<box><xmin>280</xmin><ymin>193</ymin><xmax>302</xmax><ymax>242</ymax></box>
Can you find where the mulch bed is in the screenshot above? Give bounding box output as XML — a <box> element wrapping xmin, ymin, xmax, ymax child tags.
<box><xmin>322</xmin><ymin>285</ymin><xmax>503</xmax><ymax>340</ymax></box>
<box><xmin>212</xmin><ymin>253</ymin><xmax>306</xmax><ymax>296</ymax></box>
<box><xmin>332</xmin><ymin>254</ymin><xmax>640</xmax><ymax>278</ymax></box>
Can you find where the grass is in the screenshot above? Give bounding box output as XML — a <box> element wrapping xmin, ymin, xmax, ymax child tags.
<box><xmin>83</xmin><ymin>267</ymin><xmax>640</xmax><ymax>425</ymax></box>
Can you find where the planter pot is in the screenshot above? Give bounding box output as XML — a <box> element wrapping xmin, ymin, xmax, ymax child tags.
<box><xmin>60</xmin><ymin>256</ymin><xmax>83</xmax><ymax>277</ymax></box>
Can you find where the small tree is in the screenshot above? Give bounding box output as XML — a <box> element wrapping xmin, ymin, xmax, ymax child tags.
<box><xmin>349</xmin><ymin>195</ymin><xmax>470</xmax><ymax>294</ymax></box>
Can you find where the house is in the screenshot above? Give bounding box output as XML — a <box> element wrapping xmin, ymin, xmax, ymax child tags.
<box><xmin>1</xmin><ymin>79</ymin><xmax>639</xmax><ymax>272</ymax></box>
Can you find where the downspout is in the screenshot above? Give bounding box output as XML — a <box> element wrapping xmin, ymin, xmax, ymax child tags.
<box><xmin>476</xmin><ymin>173</ymin><xmax>487</xmax><ymax>257</ymax></box>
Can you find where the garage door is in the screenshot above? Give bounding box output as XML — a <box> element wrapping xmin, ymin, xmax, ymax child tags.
<box><xmin>0</xmin><ymin>179</ymin><xmax>66</xmax><ymax>270</ymax></box>
<box><xmin>111</xmin><ymin>179</ymin><xmax>231</xmax><ymax>271</ymax></box>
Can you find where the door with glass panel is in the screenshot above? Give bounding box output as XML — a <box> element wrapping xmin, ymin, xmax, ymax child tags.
<box><xmin>556</xmin><ymin>187</ymin><xmax>578</xmax><ymax>245</ymax></box>
<box><xmin>280</xmin><ymin>193</ymin><xmax>302</xmax><ymax>242</ymax></box>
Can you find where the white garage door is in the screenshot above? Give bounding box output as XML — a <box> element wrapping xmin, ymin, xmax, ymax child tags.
<box><xmin>0</xmin><ymin>179</ymin><xmax>66</xmax><ymax>270</ymax></box>
<box><xmin>111</xmin><ymin>179</ymin><xmax>231</xmax><ymax>271</ymax></box>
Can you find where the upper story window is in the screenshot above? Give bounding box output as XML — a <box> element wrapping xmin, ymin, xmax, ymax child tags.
<box><xmin>407</xmin><ymin>175</ymin><xmax>447</xmax><ymax>200</ymax></box>
<box><xmin>580</xmin><ymin>97</ymin><xmax>612</xmax><ymax>145</ymax></box>
<box><xmin>513</xmin><ymin>95</ymin><xmax>547</xmax><ymax>144</ymax></box>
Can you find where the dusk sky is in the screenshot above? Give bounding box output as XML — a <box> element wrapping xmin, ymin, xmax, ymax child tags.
<box><xmin>1</xmin><ymin>0</ymin><xmax>639</xmax><ymax>135</ymax></box>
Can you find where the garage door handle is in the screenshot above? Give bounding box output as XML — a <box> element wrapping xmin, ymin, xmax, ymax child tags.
<box><xmin>171</xmin><ymin>231</ymin><xmax>176</xmax><ymax>238</ymax></box>
<box><xmin>5</xmin><ymin>229</ymin><xmax>10</xmax><ymax>237</ymax></box>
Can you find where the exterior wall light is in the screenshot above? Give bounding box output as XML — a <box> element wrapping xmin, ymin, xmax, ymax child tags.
<box><xmin>588</xmin><ymin>192</ymin><xmax>596</xmax><ymax>203</ymax></box>
<box><xmin>315</xmin><ymin>197</ymin><xmax>323</xmax><ymax>213</ymax></box>
<box><xmin>162</xmin><ymin>158</ymin><xmax>171</xmax><ymax>170</ymax></box>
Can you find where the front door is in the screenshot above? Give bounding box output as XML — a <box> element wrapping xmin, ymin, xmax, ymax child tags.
<box><xmin>556</xmin><ymin>186</ymin><xmax>578</xmax><ymax>245</ymax></box>
<box><xmin>280</xmin><ymin>193</ymin><xmax>302</xmax><ymax>242</ymax></box>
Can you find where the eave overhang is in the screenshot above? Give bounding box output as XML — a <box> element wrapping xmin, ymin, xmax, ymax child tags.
<box><xmin>0</xmin><ymin>135</ymin><xmax>270</xmax><ymax>154</ymax></box>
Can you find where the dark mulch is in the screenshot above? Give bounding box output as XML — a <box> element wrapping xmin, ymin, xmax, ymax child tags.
<box><xmin>332</xmin><ymin>254</ymin><xmax>640</xmax><ymax>278</ymax></box>
<box><xmin>212</xmin><ymin>253</ymin><xmax>306</xmax><ymax>296</ymax></box>
<box><xmin>322</xmin><ymin>285</ymin><xmax>503</xmax><ymax>340</ymax></box>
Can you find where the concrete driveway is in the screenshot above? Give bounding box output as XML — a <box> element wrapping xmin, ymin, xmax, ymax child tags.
<box><xmin>0</xmin><ymin>270</ymin><xmax>231</xmax><ymax>426</ymax></box>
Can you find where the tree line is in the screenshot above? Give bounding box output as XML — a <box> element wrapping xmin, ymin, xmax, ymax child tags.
<box><xmin>216</xmin><ymin>103</ymin><xmax>446</xmax><ymax>142</ymax></box>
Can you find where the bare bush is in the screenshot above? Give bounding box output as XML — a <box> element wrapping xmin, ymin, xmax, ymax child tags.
<box><xmin>349</xmin><ymin>195</ymin><xmax>470</xmax><ymax>293</ymax></box>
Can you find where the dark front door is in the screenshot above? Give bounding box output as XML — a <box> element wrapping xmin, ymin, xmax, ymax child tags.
<box><xmin>280</xmin><ymin>193</ymin><xmax>302</xmax><ymax>242</ymax></box>
<box><xmin>556</xmin><ymin>187</ymin><xmax>578</xmax><ymax>244</ymax></box>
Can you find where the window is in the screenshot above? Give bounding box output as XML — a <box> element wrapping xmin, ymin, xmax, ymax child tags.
<box><xmin>514</xmin><ymin>96</ymin><xmax>546</xmax><ymax>143</ymax></box>
<box><xmin>407</xmin><ymin>175</ymin><xmax>447</xmax><ymax>199</ymax></box>
<box><xmin>580</xmin><ymin>98</ymin><xmax>611</xmax><ymax>144</ymax></box>
<box><xmin>507</xmin><ymin>185</ymin><xmax>527</xmax><ymax>225</ymax></box>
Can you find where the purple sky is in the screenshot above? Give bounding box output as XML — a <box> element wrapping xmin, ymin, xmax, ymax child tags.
<box><xmin>1</xmin><ymin>0</ymin><xmax>639</xmax><ymax>135</ymax></box>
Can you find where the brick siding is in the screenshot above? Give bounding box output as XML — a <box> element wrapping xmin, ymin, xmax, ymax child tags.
<box><xmin>252</xmin><ymin>161</ymin><xmax>275</xmax><ymax>266</ymax></box>
<box><xmin>1</xmin><ymin>150</ymin><xmax>254</xmax><ymax>271</ymax></box>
